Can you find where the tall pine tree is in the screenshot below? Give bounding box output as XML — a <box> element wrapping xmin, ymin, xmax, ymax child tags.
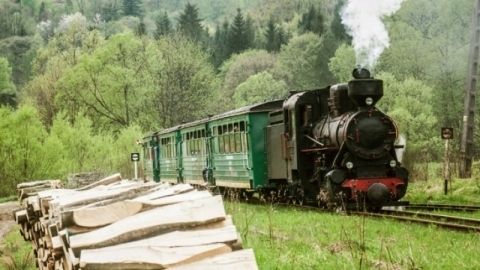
<box><xmin>155</xmin><ymin>11</ymin><xmax>172</xmax><ymax>39</ymax></box>
<box><xmin>298</xmin><ymin>5</ymin><xmax>324</xmax><ymax>36</ymax></box>
<box><xmin>228</xmin><ymin>8</ymin><xmax>254</xmax><ymax>55</ymax></box>
<box><xmin>177</xmin><ymin>3</ymin><xmax>203</xmax><ymax>42</ymax></box>
<box><xmin>122</xmin><ymin>0</ymin><xmax>143</xmax><ymax>18</ymax></box>
<box><xmin>330</xmin><ymin>0</ymin><xmax>351</xmax><ymax>43</ymax></box>
<box><xmin>264</xmin><ymin>17</ymin><xmax>289</xmax><ymax>53</ymax></box>
<box><xmin>212</xmin><ymin>19</ymin><xmax>230</xmax><ymax>69</ymax></box>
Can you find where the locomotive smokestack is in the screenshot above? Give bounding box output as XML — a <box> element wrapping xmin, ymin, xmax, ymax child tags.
<box><xmin>348</xmin><ymin>68</ymin><xmax>383</xmax><ymax>108</ymax></box>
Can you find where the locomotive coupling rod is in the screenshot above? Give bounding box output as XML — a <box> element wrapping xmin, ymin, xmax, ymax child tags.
<box><xmin>305</xmin><ymin>135</ymin><xmax>324</xmax><ymax>147</ymax></box>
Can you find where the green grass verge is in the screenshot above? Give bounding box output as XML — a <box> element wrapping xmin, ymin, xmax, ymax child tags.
<box><xmin>226</xmin><ymin>202</ymin><xmax>480</xmax><ymax>270</ymax></box>
<box><xmin>0</xmin><ymin>196</ymin><xmax>17</xmax><ymax>204</ymax></box>
<box><xmin>0</xmin><ymin>226</ymin><xmax>36</xmax><ymax>270</ymax></box>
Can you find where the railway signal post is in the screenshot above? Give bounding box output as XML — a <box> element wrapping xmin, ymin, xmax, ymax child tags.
<box><xmin>131</xmin><ymin>152</ymin><xmax>140</xmax><ymax>179</ymax></box>
<box><xmin>442</xmin><ymin>127</ymin><xmax>453</xmax><ymax>194</ymax></box>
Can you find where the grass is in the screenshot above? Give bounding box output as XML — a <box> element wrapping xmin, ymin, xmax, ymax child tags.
<box><xmin>0</xmin><ymin>226</ymin><xmax>36</xmax><ymax>270</ymax></box>
<box><xmin>0</xmin><ymin>196</ymin><xmax>17</xmax><ymax>204</ymax></box>
<box><xmin>226</xmin><ymin>202</ymin><xmax>480</xmax><ymax>270</ymax></box>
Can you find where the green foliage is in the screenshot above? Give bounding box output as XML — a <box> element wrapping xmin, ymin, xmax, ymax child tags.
<box><xmin>278</xmin><ymin>33</ymin><xmax>334</xmax><ymax>90</ymax></box>
<box><xmin>122</xmin><ymin>0</ymin><xmax>143</xmax><ymax>18</ymax></box>
<box><xmin>177</xmin><ymin>3</ymin><xmax>204</xmax><ymax>42</ymax></box>
<box><xmin>264</xmin><ymin>17</ymin><xmax>289</xmax><ymax>53</ymax></box>
<box><xmin>233</xmin><ymin>71</ymin><xmax>288</xmax><ymax>107</ymax></box>
<box><xmin>228</xmin><ymin>8</ymin><xmax>254</xmax><ymax>56</ymax></box>
<box><xmin>0</xmin><ymin>35</ymin><xmax>37</xmax><ymax>91</ymax></box>
<box><xmin>328</xmin><ymin>43</ymin><xmax>356</xmax><ymax>82</ymax></box>
<box><xmin>0</xmin><ymin>105</ymin><xmax>61</xmax><ymax>197</ymax></box>
<box><xmin>0</xmin><ymin>57</ymin><xmax>16</xmax><ymax>107</ymax></box>
<box><xmin>145</xmin><ymin>35</ymin><xmax>218</xmax><ymax>127</ymax></box>
<box><xmin>297</xmin><ymin>4</ymin><xmax>324</xmax><ymax>36</ymax></box>
<box><xmin>154</xmin><ymin>11</ymin><xmax>172</xmax><ymax>39</ymax></box>
<box><xmin>219</xmin><ymin>50</ymin><xmax>280</xmax><ymax>110</ymax></box>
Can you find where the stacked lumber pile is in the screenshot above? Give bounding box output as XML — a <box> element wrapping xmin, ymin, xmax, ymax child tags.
<box><xmin>14</xmin><ymin>173</ymin><xmax>258</xmax><ymax>270</ymax></box>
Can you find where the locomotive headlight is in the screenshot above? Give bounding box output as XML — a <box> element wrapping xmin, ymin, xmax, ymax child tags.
<box><xmin>389</xmin><ymin>160</ymin><xmax>397</xmax><ymax>168</ymax></box>
<box><xmin>365</xmin><ymin>97</ymin><xmax>373</xmax><ymax>106</ymax></box>
<box><xmin>346</xmin><ymin>162</ymin><xmax>354</xmax><ymax>169</ymax></box>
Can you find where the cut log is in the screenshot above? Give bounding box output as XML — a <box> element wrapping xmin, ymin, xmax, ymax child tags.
<box><xmin>68</xmin><ymin>195</ymin><xmax>226</xmax><ymax>255</ymax></box>
<box><xmin>81</xmin><ymin>225</ymin><xmax>238</xmax><ymax>252</ymax></box>
<box><xmin>60</xmin><ymin>200</ymin><xmax>143</xmax><ymax>229</ymax></box>
<box><xmin>80</xmin><ymin>243</ymin><xmax>232</xmax><ymax>270</ymax></box>
<box><xmin>132</xmin><ymin>183</ymin><xmax>194</xmax><ymax>201</ymax></box>
<box><xmin>167</xmin><ymin>249</ymin><xmax>258</xmax><ymax>270</ymax></box>
<box><xmin>63</xmin><ymin>190</ymin><xmax>211</xmax><ymax>229</ymax></box>
<box><xmin>75</xmin><ymin>173</ymin><xmax>122</xmax><ymax>191</ymax></box>
<box><xmin>14</xmin><ymin>209</ymin><xmax>27</xmax><ymax>224</ymax></box>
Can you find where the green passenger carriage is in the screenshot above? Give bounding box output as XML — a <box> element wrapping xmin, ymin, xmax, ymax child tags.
<box><xmin>141</xmin><ymin>100</ymin><xmax>284</xmax><ymax>193</ymax></box>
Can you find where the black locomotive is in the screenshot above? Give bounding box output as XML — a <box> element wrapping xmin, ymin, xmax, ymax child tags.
<box><xmin>266</xmin><ymin>68</ymin><xmax>408</xmax><ymax>209</ymax></box>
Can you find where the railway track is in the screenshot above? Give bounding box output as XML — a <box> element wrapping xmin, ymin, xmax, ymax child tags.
<box><xmin>351</xmin><ymin>210</ymin><xmax>480</xmax><ymax>233</ymax></box>
<box><xmin>406</xmin><ymin>203</ymin><xmax>480</xmax><ymax>212</ymax></box>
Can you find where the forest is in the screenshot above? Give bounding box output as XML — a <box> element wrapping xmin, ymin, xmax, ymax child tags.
<box><xmin>0</xmin><ymin>0</ymin><xmax>475</xmax><ymax>196</ymax></box>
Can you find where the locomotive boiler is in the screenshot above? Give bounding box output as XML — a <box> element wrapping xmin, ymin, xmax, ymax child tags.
<box><xmin>266</xmin><ymin>68</ymin><xmax>408</xmax><ymax>209</ymax></box>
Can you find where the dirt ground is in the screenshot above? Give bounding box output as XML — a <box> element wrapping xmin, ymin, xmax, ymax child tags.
<box><xmin>0</xmin><ymin>201</ymin><xmax>22</xmax><ymax>245</ymax></box>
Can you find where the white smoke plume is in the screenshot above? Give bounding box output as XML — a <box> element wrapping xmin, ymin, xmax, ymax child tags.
<box><xmin>341</xmin><ymin>0</ymin><xmax>405</xmax><ymax>71</ymax></box>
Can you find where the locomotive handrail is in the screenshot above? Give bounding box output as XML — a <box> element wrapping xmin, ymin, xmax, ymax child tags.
<box><xmin>281</xmin><ymin>133</ymin><xmax>290</xmax><ymax>160</ymax></box>
<box><xmin>305</xmin><ymin>135</ymin><xmax>324</xmax><ymax>147</ymax></box>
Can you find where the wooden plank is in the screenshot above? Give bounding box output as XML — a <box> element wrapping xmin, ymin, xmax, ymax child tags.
<box><xmin>68</xmin><ymin>195</ymin><xmax>226</xmax><ymax>255</ymax></box>
<box><xmin>75</xmin><ymin>173</ymin><xmax>122</xmax><ymax>191</ymax></box>
<box><xmin>81</xmin><ymin>225</ymin><xmax>238</xmax><ymax>252</ymax></box>
<box><xmin>80</xmin><ymin>243</ymin><xmax>231</xmax><ymax>270</ymax></box>
<box><xmin>167</xmin><ymin>249</ymin><xmax>258</xmax><ymax>270</ymax></box>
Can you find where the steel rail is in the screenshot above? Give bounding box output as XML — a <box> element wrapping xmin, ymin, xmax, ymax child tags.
<box><xmin>351</xmin><ymin>210</ymin><xmax>480</xmax><ymax>233</ymax></box>
<box><xmin>407</xmin><ymin>203</ymin><xmax>480</xmax><ymax>212</ymax></box>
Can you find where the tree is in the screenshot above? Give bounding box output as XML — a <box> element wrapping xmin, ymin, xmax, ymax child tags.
<box><xmin>264</xmin><ymin>17</ymin><xmax>288</xmax><ymax>53</ymax></box>
<box><xmin>228</xmin><ymin>8</ymin><xmax>254</xmax><ymax>55</ymax></box>
<box><xmin>330</xmin><ymin>0</ymin><xmax>351</xmax><ymax>43</ymax></box>
<box><xmin>211</xmin><ymin>19</ymin><xmax>230</xmax><ymax>70</ymax></box>
<box><xmin>56</xmin><ymin>32</ymin><xmax>149</xmax><ymax>132</ymax></box>
<box><xmin>233</xmin><ymin>71</ymin><xmax>288</xmax><ymax>107</ymax></box>
<box><xmin>218</xmin><ymin>50</ymin><xmax>280</xmax><ymax>110</ymax></box>
<box><xmin>146</xmin><ymin>35</ymin><xmax>218</xmax><ymax>128</ymax></box>
<box><xmin>297</xmin><ymin>5</ymin><xmax>324</xmax><ymax>36</ymax></box>
<box><xmin>328</xmin><ymin>44</ymin><xmax>356</xmax><ymax>82</ymax></box>
<box><xmin>135</xmin><ymin>20</ymin><xmax>147</xmax><ymax>36</ymax></box>
<box><xmin>154</xmin><ymin>11</ymin><xmax>172</xmax><ymax>39</ymax></box>
<box><xmin>122</xmin><ymin>0</ymin><xmax>143</xmax><ymax>18</ymax></box>
<box><xmin>177</xmin><ymin>3</ymin><xmax>203</xmax><ymax>42</ymax></box>
<box><xmin>0</xmin><ymin>57</ymin><xmax>16</xmax><ymax>107</ymax></box>
<box><xmin>278</xmin><ymin>33</ymin><xmax>334</xmax><ymax>90</ymax></box>
<box><xmin>0</xmin><ymin>36</ymin><xmax>36</xmax><ymax>90</ymax></box>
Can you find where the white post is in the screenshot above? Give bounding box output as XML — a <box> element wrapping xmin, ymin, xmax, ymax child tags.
<box><xmin>134</xmin><ymin>161</ymin><xmax>138</xmax><ymax>179</ymax></box>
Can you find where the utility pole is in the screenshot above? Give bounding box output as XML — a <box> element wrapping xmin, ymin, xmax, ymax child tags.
<box><xmin>460</xmin><ymin>0</ymin><xmax>480</xmax><ymax>178</ymax></box>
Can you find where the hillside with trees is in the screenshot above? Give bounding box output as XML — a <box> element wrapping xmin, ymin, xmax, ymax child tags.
<box><xmin>0</xmin><ymin>0</ymin><xmax>476</xmax><ymax>195</ymax></box>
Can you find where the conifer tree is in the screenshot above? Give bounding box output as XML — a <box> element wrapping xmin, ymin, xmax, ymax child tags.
<box><xmin>122</xmin><ymin>0</ymin><xmax>143</xmax><ymax>18</ymax></box>
<box><xmin>177</xmin><ymin>3</ymin><xmax>203</xmax><ymax>42</ymax></box>
<box><xmin>228</xmin><ymin>8</ymin><xmax>254</xmax><ymax>55</ymax></box>
<box><xmin>212</xmin><ymin>19</ymin><xmax>230</xmax><ymax>69</ymax></box>
<box><xmin>330</xmin><ymin>0</ymin><xmax>351</xmax><ymax>43</ymax></box>
<box><xmin>298</xmin><ymin>5</ymin><xmax>324</xmax><ymax>36</ymax></box>
<box><xmin>135</xmin><ymin>21</ymin><xmax>147</xmax><ymax>36</ymax></box>
<box><xmin>155</xmin><ymin>11</ymin><xmax>172</xmax><ymax>39</ymax></box>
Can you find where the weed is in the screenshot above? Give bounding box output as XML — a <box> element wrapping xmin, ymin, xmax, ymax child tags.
<box><xmin>0</xmin><ymin>227</ymin><xmax>35</xmax><ymax>270</ymax></box>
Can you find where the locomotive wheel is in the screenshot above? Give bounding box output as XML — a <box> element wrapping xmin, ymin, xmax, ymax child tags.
<box><xmin>298</xmin><ymin>194</ymin><xmax>304</xmax><ymax>205</ymax></box>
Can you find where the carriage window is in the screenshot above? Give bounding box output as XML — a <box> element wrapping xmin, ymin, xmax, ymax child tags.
<box><xmin>219</xmin><ymin>136</ymin><xmax>225</xmax><ymax>153</ymax></box>
<box><xmin>235</xmin><ymin>133</ymin><xmax>241</xmax><ymax>152</ymax></box>
<box><xmin>224</xmin><ymin>135</ymin><xmax>230</xmax><ymax>153</ymax></box>
<box><xmin>299</xmin><ymin>105</ymin><xmax>312</xmax><ymax>126</ymax></box>
<box><xmin>229</xmin><ymin>133</ymin><xmax>235</xmax><ymax>152</ymax></box>
<box><xmin>213</xmin><ymin>126</ymin><xmax>217</xmax><ymax>136</ymax></box>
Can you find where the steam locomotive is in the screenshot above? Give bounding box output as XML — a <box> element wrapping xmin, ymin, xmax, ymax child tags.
<box><xmin>141</xmin><ymin>68</ymin><xmax>409</xmax><ymax>210</ymax></box>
